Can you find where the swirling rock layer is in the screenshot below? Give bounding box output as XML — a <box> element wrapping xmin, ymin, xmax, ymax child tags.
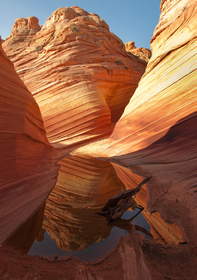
<box><xmin>103</xmin><ymin>0</ymin><xmax>197</xmax><ymax>245</ymax></box>
<box><xmin>0</xmin><ymin>44</ymin><xmax>58</xmax><ymax>244</ymax></box>
<box><xmin>0</xmin><ymin>2</ymin><xmax>196</xmax><ymax>273</ymax></box>
<box><xmin>3</xmin><ymin>7</ymin><xmax>145</xmax><ymax>147</ymax></box>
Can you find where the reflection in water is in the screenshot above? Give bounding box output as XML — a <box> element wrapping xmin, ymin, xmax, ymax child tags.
<box><xmin>41</xmin><ymin>155</ymin><xmax>126</xmax><ymax>252</ymax></box>
<box><xmin>4</xmin><ymin>155</ymin><xmax>150</xmax><ymax>261</ymax></box>
<box><xmin>28</xmin><ymin>210</ymin><xmax>150</xmax><ymax>261</ymax></box>
<box><xmin>29</xmin><ymin>225</ymin><xmax>126</xmax><ymax>261</ymax></box>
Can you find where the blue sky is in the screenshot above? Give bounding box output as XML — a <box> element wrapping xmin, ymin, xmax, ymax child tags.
<box><xmin>1</xmin><ymin>0</ymin><xmax>160</xmax><ymax>48</ymax></box>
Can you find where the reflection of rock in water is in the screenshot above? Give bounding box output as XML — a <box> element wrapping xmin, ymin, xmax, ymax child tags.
<box><xmin>4</xmin><ymin>154</ymin><xmax>150</xmax><ymax>255</ymax></box>
<box><xmin>43</xmin><ymin>155</ymin><xmax>126</xmax><ymax>250</ymax></box>
<box><xmin>4</xmin><ymin>154</ymin><xmax>151</xmax><ymax>255</ymax></box>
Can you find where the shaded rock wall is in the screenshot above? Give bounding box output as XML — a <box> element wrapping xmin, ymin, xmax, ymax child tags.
<box><xmin>0</xmin><ymin>44</ymin><xmax>58</xmax><ymax>244</ymax></box>
<box><xmin>3</xmin><ymin>205</ymin><xmax>44</xmax><ymax>253</ymax></box>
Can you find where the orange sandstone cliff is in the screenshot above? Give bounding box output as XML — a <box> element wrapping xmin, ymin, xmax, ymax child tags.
<box><xmin>2</xmin><ymin>9</ymin><xmax>148</xmax><ymax>253</ymax></box>
<box><xmin>102</xmin><ymin>0</ymin><xmax>197</xmax><ymax>245</ymax></box>
<box><xmin>0</xmin><ymin>0</ymin><xmax>196</xmax><ymax>279</ymax></box>
<box><xmin>70</xmin><ymin>0</ymin><xmax>196</xmax><ymax>245</ymax></box>
<box><xmin>3</xmin><ymin>7</ymin><xmax>146</xmax><ymax>148</ymax></box>
<box><xmin>3</xmin><ymin>0</ymin><xmax>196</xmax><ymax>246</ymax></box>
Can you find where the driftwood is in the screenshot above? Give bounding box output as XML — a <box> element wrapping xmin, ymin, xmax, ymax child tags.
<box><xmin>98</xmin><ymin>177</ymin><xmax>151</xmax><ymax>223</ymax></box>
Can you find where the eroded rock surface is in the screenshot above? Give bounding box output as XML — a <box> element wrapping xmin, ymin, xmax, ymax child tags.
<box><xmin>0</xmin><ymin>44</ymin><xmax>58</xmax><ymax>244</ymax></box>
<box><xmin>0</xmin><ymin>1</ymin><xmax>196</xmax><ymax>278</ymax></box>
<box><xmin>125</xmin><ymin>41</ymin><xmax>151</xmax><ymax>63</ymax></box>
<box><xmin>102</xmin><ymin>0</ymin><xmax>197</xmax><ymax>245</ymax></box>
<box><xmin>3</xmin><ymin>7</ymin><xmax>145</xmax><ymax>147</ymax></box>
<box><xmin>72</xmin><ymin>0</ymin><xmax>196</xmax><ymax>245</ymax></box>
<box><xmin>112</xmin><ymin>164</ymin><xmax>185</xmax><ymax>245</ymax></box>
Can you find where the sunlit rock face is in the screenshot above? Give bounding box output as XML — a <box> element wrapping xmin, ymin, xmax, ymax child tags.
<box><xmin>10</xmin><ymin>16</ymin><xmax>41</xmax><ymax>38</ymax></box>
<box><xmin>3</xmin><ymin>7</ymin><xmax>146</xmax><ymax>147</ymax></box>
<box><xmin>0</xmin><ymin>43</ymin><xmax>58</xmax><ymax>244</ymax></box>
<box><xmin>102</xmin><ymin>0</ymin><xmax>197</xmax><ymax>245</ymax></box>
<box><xmin>125</xmin><ymin>41</ymin><xmax>151</xmax><ymax>63</ymax></box>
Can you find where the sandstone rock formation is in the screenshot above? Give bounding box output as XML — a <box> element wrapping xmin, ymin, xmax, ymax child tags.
<box><xmin>3</xmin><ymin>7</ymin><xmax>146</xmax><ymax>148</ymax></box>
<box><xmin>125</xmin><ymin>41</ymin><xmax>151</xmax><ymax>62</ymax></box>
<box><xmin>69</xmin><ymin>0</ymin><xmax>196</xmax><ymax>245</ymax></box>
<box><xmin>3</xmin><ymin>206</ymin><xmax>44</xmax><ymax>253</ymax></box>
<box><xmin>3</xmin><ymin>0</ymin><xmax>195</xmax><ymax>246</ymax></box>
<box><xmin>10</xmin><ymin>16</ymin><xmax>41</xmax><ymax>38</ymax></box>
<box><xmin>102</xmin><ymin>0</ymin><xmax>197</xmax><ymax>245</ymax></box>
<box><xmin>0</xmin><ymin>43</ymin><xmax>58</xmax><ymax>244</ymax></box>
<box><xmin>111</xmin><ymin>164</ymin><xmax>185</xmax><ymax>244</ymax></box>
<box><xmin>0</xmin><ymin>1</ymin><xmax>196</xmax><ymax>278</ymax></box>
